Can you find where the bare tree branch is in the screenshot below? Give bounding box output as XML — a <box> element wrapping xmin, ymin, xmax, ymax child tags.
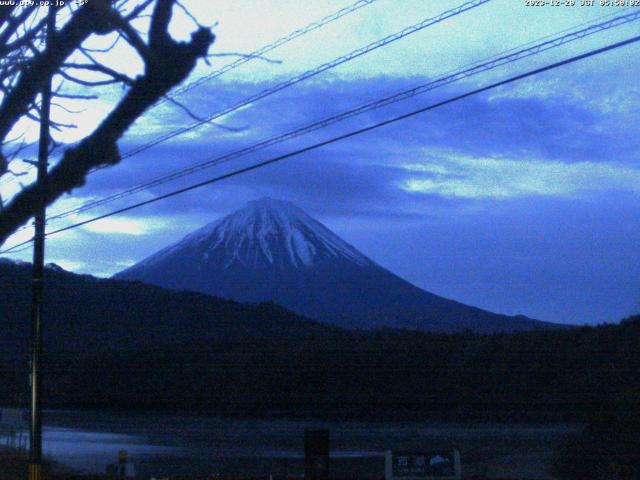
<box><xmin>63</xmin><ymin>62</ymin><xmax>135</xmax><ymax>85</ymax></box>
<box><xmin>162</xmin><ymin>95</ymin><xmax>245</xmax><ymax>132</ymax></box>
<box><xmin>59</xmin><ymin>68</ymin><xmax>122</xmax><ymax>87</ymax></box>
<box><xmin>0</xmin><ymin>6</ymin><xmax>37</xmax><ymax>49</ymax></box>
<box><xmin>110</xmin><ymin>13</ymin><xmax>151</xmax><ymax>61</ymax></box>
<box><xmin>51</xmin><ymin>92</ymin><xmax>99</xmax><ymax>100</ymax></box>
<box><xmin>149</xmin><ymin>0</ymin><xmax>173</xmax><ymax>48</ymax></box>
<box><xmin>2</xmin><ymin>15</ymin><xmax>48</xmax><ymax>55</ymax></box>
<box><xmin>51</xmin><ymin>102</ymin><xmax>86</xmax><ymax>114</ymax></box>
<box><xmin>210</xmin><ymin>52</ymin><xmax>282</xmax><ymax>65</ymax></box>
<box><xmin>0</xmin><ymin>0</ymin><xmax>215</xmax><ymax>244</ymax></box>
<box><xmin>80</xmin><ymin>32</ymin><xmax>123</xmax><ymax>53</ymax></box>
<box><xmin>175</xmin><ymin>0</ymin><xmax>202</xmax><ymax>29</ymax></box>
<box><xmin>0</xmin><ymin>0</ymin><xmax>119</xmax><ymax>144</ymax></box>
<box><xmin>124</xmin><ymin>0</ymin><xmax>154</xmax><ymax>20</ymax></box>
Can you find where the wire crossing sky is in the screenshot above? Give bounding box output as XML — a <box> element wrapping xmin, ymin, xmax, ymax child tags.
<box><xmin>118</xmin><ymin>0</ymin><xmax>492</xmax><ymax>161</ymax></box>
<box><xmin>3</xmin><ymin>33</ymin><xmax>639</xmax><ymax>254</ymax></box>
<box><xmin>44</xmin><ymin>9</ymin><xmax>640</xmax><ymax>223</ymax></box>
<box><xmin>2</xmin><ymin>0</ymin><xmax>640</xmax><ymax>326</ymax></box>
<box><xmin>0</xmin><ymin>0</ymin><xmax>380</xmax><ymax>188</ymax></box>
<box><xmin>164</xmin><ymin>0</ymin><xmax>380</xmax><ymax>101</ymax></box>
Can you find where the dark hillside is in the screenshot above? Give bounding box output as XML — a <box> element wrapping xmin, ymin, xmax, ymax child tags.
<box><xmin>1</xmin><ymin>259</ymin><xmax>638</xmax><ymax>422</ymax></box>
<box><xmin>0</xmin><ymin>259</ymin><xmax>341</xmax><ymax>360</ymax></box>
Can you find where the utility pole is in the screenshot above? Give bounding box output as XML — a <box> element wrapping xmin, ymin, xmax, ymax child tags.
<box><xmin>29</xmin><ymin>6</ymin><xmax>55</xmax><ymax>480</ymax></box>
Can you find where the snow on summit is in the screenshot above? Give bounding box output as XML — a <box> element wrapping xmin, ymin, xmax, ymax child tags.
<box><xmin>130</xmin><ymin>197</ymin><xmax>372</xmax><ymax>271</ymax></box>
<box><xmin>116</xmin><ymin>198</ymin><xmax>556</xmax><ymax>333</ymax></box>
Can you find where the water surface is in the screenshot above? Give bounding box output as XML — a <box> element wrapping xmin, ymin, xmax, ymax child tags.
<box><xmin>4</xmin><ymin>410</ymin><xmax>579</xmax><ymax>478</ymax></box>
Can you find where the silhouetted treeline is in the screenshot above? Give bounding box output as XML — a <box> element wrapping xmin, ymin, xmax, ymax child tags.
<box><xmin>1</xmin><ymin>260</ymin><xmax>638</xmax><ymax>421</ymax></box>
<box><xmin>3</xmin><ymin>317</ymin><xmax>639</xmax><ymax>422</ymax></box>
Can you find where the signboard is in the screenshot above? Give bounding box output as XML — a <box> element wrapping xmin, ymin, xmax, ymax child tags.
<box><xmin>304</xmin><ymin>429</ymin><xmax>330</xmax><ymax>480</ymax></box>
<box><xmin>385</xmin><ymin>450</ymin><xmax>461</xmax><ymax>480</ymax></box>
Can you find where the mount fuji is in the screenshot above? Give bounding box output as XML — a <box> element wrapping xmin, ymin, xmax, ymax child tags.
<box><xmin>116</xmin><ymin>198</ymin><xmax>557</xmax><ymax>333</ymax></box>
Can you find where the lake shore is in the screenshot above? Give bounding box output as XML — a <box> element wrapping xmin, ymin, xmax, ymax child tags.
<box><xmin>2</xmin><ymin>411</ymin><xmax>579</xmax><ymax>479</ymax></box>
<box><xmin>0</xmin><ymin>447</ymin><xmax>544</xmax><ymax>480</ymax></box>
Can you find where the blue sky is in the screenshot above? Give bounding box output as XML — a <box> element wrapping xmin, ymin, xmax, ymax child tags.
<box><xmin>2</xmin><ymin>0</ymin><xmax>640</xmax><ymax>325</ymax></box>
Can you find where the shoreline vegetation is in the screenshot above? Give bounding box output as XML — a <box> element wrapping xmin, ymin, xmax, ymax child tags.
<box><xmin>2</xmin><ymin>260</ymin><xmax>638</xmax><ymax>424</ymax></box>
<box><xmin>11</xmin><ymin>317</ymin><xmax>640</xmax><ymax>423</ymax></box>
<box><xmin>2</xmin><ymin>259</ymin><xmax>639</xmax><ymax>478</ymax></box>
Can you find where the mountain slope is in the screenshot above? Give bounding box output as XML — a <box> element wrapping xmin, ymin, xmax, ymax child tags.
<box><xmin>116</xmin><ymin>198</ymin><xmax>558</xmax><ymax>333</ymax></box>
<box><xmin>0</xmin><ymin>258</ymin><xmax>341</xmax><ymax>361</ymax></box>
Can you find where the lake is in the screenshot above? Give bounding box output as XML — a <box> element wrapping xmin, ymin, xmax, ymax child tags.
<box><xmin>3</xmin><ymin>409</ymin><xmax>580</xmax><ymax>479</ymax></box>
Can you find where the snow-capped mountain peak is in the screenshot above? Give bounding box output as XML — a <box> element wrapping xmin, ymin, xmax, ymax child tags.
<box><xmin>116</xmin><ymin>197</ymin><xmax>552</xmax><ymax>333</ymax></box>
<box><xmin>130</xmin><ymin>198</ymin><xmax>373</xmax><ymax>271</ymax></box>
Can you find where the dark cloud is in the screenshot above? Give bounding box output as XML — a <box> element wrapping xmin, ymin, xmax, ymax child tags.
<box><xmin>36</xmin><ymin>71</ymin><xmax>640</xmax><ymax>325</ymax></box>
<box><xmin>68</xmin><ymin>74</ymin><xmax>639</xmax><ymax>212</ymax></box>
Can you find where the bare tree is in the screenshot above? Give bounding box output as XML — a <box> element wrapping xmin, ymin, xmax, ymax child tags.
<box><xmin>0</xmin><ymin>0</ymin><xmax>215</xmax><ymax>246</ymax></box>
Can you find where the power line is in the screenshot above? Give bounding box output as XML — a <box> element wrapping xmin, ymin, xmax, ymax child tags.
<box><xmin>0</xmin><ymin>142</ymin><xmax>39</xmax><ymax>187</ymax></box>
<box><xmin>0</xmin><ymin>33</ymin><xmax>632</xmax><ymax>255</ymax></box>
<box><xmin>163</xmin><ymin>0</ymin><xmax>379</xmax><ymax>102</ymax></box>
<box><xmin>0</xmin><ymin>241</ymin><xmax>34</xmax><ymax>255</ymax></box>
<box><xmin>113</xmin><ymin>0</ymin><xmax>493</xmax><ymax>162</ymax></box>
<box><xmin>0</xmin><ymin>0</ymin><xmax>378</xmax><ymax>189</ymax></box>
<box><xmin>46</xmin><ymin>9</ymin><xmax>640</xmax><ymax>222</ymax></box>
<box><xmin>0</xmin><ymin>0</ymin><xmax>487</xmax><ymax>200</ymax></box>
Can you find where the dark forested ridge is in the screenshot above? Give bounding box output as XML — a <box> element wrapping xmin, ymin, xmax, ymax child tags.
<box><xmin>116</xmin><ymin>198</ymin><xmax>558</xmax><ymax>333</ymax></box>
<box><xmin>25</xmin><ymin>318</ymin><xmax>638</xmax><ymax>422</ymax></box>
<box><xmin>0</xmin><ymin>259</ymin><xmax>342</xmax><ymax>358</ymax></box>
<box><xmin>1</xmin><ymin>259</ymin><xmax>638</xmax><ymax>422</ymax></box>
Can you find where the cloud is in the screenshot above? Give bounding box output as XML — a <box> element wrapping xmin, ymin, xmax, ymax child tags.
<box><xmin>78</xmin><ymin>216</ymin><xmax>167</xmax><ymax>236</ymax></box>
<box><xmin>3</xmin><ymin>1</ymin><xmax>639</xmax><ymax>326</ymax></box>
<box><xmin>48</xmin><ymin>71</ymin><xmax>640</xmax><ymax>234</ymax></box>
<box><xmin>401</xmin><ymin>154</ymin><xmax>640</xmax><ymax>199</ymax></box>
<box><xmin>48</xmin><ymin>259</ymin><xmax>86</xmax><ymax>272</ymax></box>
